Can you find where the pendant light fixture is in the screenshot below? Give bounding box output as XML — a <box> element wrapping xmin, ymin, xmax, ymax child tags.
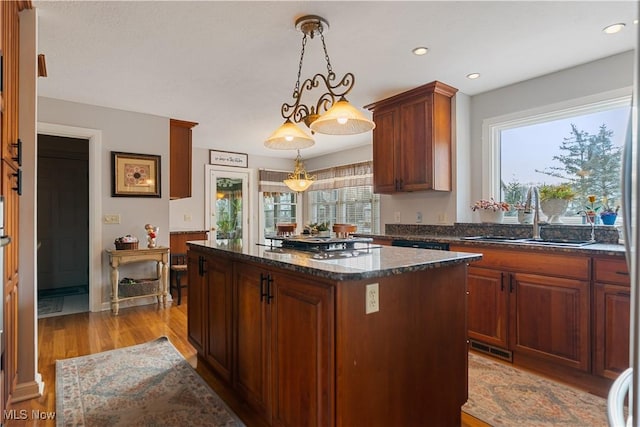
<box><xmin>264</xmin><ymin>15</ymin><xmax>375</xmax><ymax>150</ymax></box>
<box><xmin>283</xmin><ymin>150</ymin><xmax>315</xmax><ymax>192</ymax></box>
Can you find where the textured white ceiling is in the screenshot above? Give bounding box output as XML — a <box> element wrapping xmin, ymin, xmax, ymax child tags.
<box><xmin>34</xmin><ymin>1</ymin><xmax>638</xmax><ymax>159</ymax></box>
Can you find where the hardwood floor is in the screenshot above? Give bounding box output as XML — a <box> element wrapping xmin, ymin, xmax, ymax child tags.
<box><xmin>6</xmin><ymin>297</ymin><xmax>488</xmax><ymax>427</ymax></box>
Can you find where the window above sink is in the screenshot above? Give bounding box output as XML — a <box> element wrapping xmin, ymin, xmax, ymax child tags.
<box><xmin>482</xmin><ymin>89</ymin><xmax>630</xmax><ymax>227</ymax></box>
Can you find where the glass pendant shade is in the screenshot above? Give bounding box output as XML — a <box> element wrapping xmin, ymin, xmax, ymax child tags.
<box><xmin>284</xmin><ymin>177</ymin><xmax>314</xmax><ymax>192</ymax></box>
<box><xmin>264</xmin><ymin>120</ymin><xmax>315</xmax><ymax>150</ymax></box>
<box><xmin>309</xmin><ymin>98</ymin><xmax>376</xmax><ymax>135</ymax></box>
<box><xmin>283</xmin><ymin>151</ymin><xmax>315</xmax><ymax>192</ymax></box>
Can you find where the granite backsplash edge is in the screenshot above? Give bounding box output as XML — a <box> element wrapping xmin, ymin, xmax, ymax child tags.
<box><xmin>384</xmin><ymin>223</ymin><xmax>621</xmax><ymax>245</ymax></box>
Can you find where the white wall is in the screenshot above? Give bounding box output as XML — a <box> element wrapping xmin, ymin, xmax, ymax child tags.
<box><xmin>307</xmin><ymin>52</ymin><xmax>634</xmax><ymax>230</ymax></box>
<box><xmin>37</xmin><ymin>97</ymin><xmax>169</xmax><ymax>309</ymax></box>
<box><xmin>311</xmin><ymin>93</ymin><xmax>471</xmax><ymax>228</ymax></box>
<box><xmin>169</xmin><ymin>146</ymin><xmax>293</xmax><ymax>231</ymax></box>
<box><xmin>469</xmin><ymin>50</ymin><xmax>635</xmax><ymax>205</ymax></box>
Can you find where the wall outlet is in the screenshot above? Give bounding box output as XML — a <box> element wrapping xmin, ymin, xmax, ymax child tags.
<box><xmin>438</xmin><ymin>213</ymin><xmax>447</xmax><ymax>224</ymax></box>
<box><xmin>184</xmin><ymin>213</ymin><xmax>192</xmax><ymax>222</ymax></box>
<box><xmin>416</xmin><ymin>211</ymin><xmax>423</xmax><ymax>223</ymax></box>
<box><xmin>394</xmin><ymin>211</ymin><xmax>401</xmax><ymax>223</ymax></box>
<box><xmin>365</xmin><ymin>283</ymin><xmax>379</xmax><ymax>314</ymax></box>
<box><xmin>104</xmin><ymin>214</ymin><xmax>120</xmax><ymax>224</ymax></box>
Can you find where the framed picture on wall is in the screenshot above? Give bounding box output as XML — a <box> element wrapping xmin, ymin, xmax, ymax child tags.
<box><xmin>209</xmin><ymin>150</ymin><xmax>248</xmax><ymax>168</ymax></box>
<box><xmin>111</xmin><ymin>151</ymin><xmax>161</xmax><ymax>197</ymax></box>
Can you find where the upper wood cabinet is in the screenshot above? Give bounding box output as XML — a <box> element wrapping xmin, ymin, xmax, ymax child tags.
<box><xmin>365</xmin><ymin>81</ymin><xmax>458</xmax><ymax>193</ymax></box>
<box><xmin>169</xmin><ymin>118</ymin><xmax>198</xmax><ymax>200</ymax></box>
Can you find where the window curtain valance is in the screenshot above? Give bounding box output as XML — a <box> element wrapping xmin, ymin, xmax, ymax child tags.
<box><xmin>309</xmin><ymin>161</ymin><xmax>373</xmax><ymax>190</ymax></box>
<box><xmin>258</xmin><ymin>169</ymin><xmax>291</xmax><ymax>193</ymax></box>
<box><xmin>258</xmin><ymin>161</ymin><xmax>373</xmax><ymax>192</ymax></box>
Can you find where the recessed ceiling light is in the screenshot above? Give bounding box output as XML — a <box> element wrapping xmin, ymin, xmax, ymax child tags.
<box><xmin>603</xmin><ymin>23</ymin><xmax>626</xmax><ymax>34</ymax></box>
<box><xmin>412</xmin><ymin>47</ymin><xmax>428</xmax><ymax>56</ymax></box>
<box><xmin>634</xmin><ymin>19</ymin><xmax>639</xmax><ymax>25</ymax></box>
<box><xmin>466</xmin><ymin>73</ymin><xmax>481</xmax><ymax>80</ymax></box>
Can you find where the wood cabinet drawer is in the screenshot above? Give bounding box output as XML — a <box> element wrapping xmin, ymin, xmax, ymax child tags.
<box><xmin>449</xmin><ymin>245</ymin><xmax>590</xmax><ymax>280</ymax></box>
<box><xmin>594</xmin><ymin>257</ymin><xmax>630</xmax><ymax>286</ymax></box>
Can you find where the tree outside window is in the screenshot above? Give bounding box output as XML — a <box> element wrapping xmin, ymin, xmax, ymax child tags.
<box><xmin>498</xmin><ymin>101</ymin><xmax>629</xmax><ymax>224</ymax></box>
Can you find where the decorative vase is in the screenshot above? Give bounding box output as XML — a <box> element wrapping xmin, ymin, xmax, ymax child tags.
<box><xmin>584</xmin><ymin>212</ymin><xmax>597</xmax><ymax>224</ymax></box>
<box><xmin>600</xmin><ymin>213</ymin><xmax>617</xmax><ymax>225</ymax></box>
<box><xmin>540</xmin><ymin>199</ymin><xmax>569</xmax><ymax>224</ymax></box>
<box><xmin>317</xmin><ymin>230</ymin><xmax>331</xmax><ymax>238</ymax></box>
<box><xmin>478</xmin><ymin>210</ymin><xmax>504</xmax><ymax>223</ymax></box>
<box><xmin>517</xmin><ymin>210</ymin><xmax>534</xmax><ymax>224</ymax></box>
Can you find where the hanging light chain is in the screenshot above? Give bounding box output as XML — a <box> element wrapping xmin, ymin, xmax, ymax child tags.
<box><xmin>293</xmin><ymin>32</ymin><xmax>308</xmax><ymax>98</ymax></box>
<box><xmin>279</xmin><ymin>15</ymin><xmax>356</xmax><ymax>128</ymax></box>
<box><xmin>318</xmin><ymin>23</ymin><xmax>334</xmax><ymax>77</ymax></box>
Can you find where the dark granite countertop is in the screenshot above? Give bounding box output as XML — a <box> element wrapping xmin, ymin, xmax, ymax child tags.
<box><xmin>358</xmin><ymin>233</ymin><xmax>625</xmax><ymax>257</ymax></box>
<box><xmin>187</xmin><ymin>240</ymin><xmax>482</xmax><ymax>281</ymax></box>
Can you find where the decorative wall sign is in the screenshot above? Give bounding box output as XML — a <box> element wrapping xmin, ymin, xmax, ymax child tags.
<box><xmin>111</xmin><ymin>151</ymin><xmax>161</xmax><ymax>197</ymax></box>
<box><xmin>209</xmin><ymin>150</ymin><xmax>248</xmax><ymax>168</ymax></box>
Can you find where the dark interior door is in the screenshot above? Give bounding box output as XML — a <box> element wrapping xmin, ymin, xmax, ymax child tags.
<box><xmin>37</xmin><ymin>135</ymin><xmax>89</xmax><ymax>291</ymax></box>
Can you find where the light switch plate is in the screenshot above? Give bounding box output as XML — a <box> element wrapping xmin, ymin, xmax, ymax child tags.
<box><xmin>104</xmin><ymin>214</ymin><xmax>121</xmax><ymax>224</ymax></box>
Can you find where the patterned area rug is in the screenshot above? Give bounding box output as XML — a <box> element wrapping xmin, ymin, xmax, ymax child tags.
<box><xmin>38</xmin><ymin>297</ymin><xmax>64</xmax><ymax>315</ymax></box>
<box><xmin>464</xmin><ymin>352</ymin><xmax>608</xmax><ymax>426</ymax></box>
<box><xmin>56</xmin><ymin>337</ymin><xmax>245</xmax><ymax>427</ymax></box>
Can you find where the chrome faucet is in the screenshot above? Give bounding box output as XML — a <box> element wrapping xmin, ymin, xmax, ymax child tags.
<box><xmin>525</xmin><ymin>186</ymin><xmax>541</xmax><ymax>240</ymax></box>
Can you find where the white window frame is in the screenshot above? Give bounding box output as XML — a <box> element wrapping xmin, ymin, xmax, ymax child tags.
<box><xmin>306</xmin><ymin>186</ymin><xmax>380</xmax><ymax>234</ymax></box>
<box><xmin>482</xmin><ymin>87</ymin><xmax>632</xmax><ymax>223</ymax></box>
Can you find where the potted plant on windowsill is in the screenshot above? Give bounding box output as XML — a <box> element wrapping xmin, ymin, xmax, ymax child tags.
<box><xmin>306</xmin><ymin>222</ymin><xmax>331</xmax><ymax>237</ymax></box>
<box><xmin>471</xmin><ymin>198</ymin><xmax>510</xmax><ymax>223</ymax></box>
<box><xmin>576</xmin><ymin>194</ymin><xmax>601</xmax><ymax>224</ymax></box>
<box><xmin>599</xmin><ymin>198</ymin><xmax>619</xmax><ymax>226</ymax></box>
<box><xmin>513</xmin><ymin>202</ymin><xmax>534</xmax><ymax>224</ymax></box>
<box><xmin>539</xmin><ymin>184</ymin><xmax>575</xmax><ymax>224</ymax></box>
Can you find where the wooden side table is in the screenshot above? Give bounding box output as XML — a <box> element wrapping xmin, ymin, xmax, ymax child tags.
<box><xmin>105</xmin><ymin>246</ymin><xmax>169</xmax><ymax>315</ymax></box>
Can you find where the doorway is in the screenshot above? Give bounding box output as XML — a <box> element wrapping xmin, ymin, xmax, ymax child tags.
<box><xmin>36</xmin><ymin>134</ymin><xmax>90</xmax><ymax>317</ymax></box>
<box><xmin>205</xmin><ymin>166</ymin><xmax>251</xmax><ymax>248</ymax></box>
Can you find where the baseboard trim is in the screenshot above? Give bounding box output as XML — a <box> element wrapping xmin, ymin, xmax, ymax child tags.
<box><xmin>10</xmin><ymin>373</ymin><xmax>44</xmax><ymax>403</ymax></box>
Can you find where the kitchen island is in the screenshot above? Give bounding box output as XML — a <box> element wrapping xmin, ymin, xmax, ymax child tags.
<box><xmin>187</xmin><ymin>239</ymin><xmax>481</xmax><ymax>427</ymax></box>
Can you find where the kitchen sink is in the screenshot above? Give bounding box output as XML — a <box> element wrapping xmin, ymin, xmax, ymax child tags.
<box><xmin>522</xmin><ymin>238</ymin><xmax>596</xmax><ymax>247</ymax></box>
<box><xmin>461</xmin><ymin>236</ymin><xmax>529</xmax><ymax>242</ymax></box>
<box><xmin>461</xmin><ymin>236</ymin><xmax>596</xmax><ymax>247</ymax></box>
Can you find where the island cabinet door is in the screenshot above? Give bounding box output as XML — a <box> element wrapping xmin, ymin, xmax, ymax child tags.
<box><xmin>234</xmin><ymin>262</ymin><xmax>273</xmax><ymax>423</ymax></box>
<box><xmin>467</xmin><ymin>266</ymin><xmax>508</xmax><ymax>349</ymax></box>
<box><xmin>187</xmin><ymin>253</ymin><xmax>205</xmax><ymax>354</ymax></box>
<box><xmin>204</xmin><ymin>254</ymin><xmax>233</xmax><ymax>382</ymax></box>
<box><xmin>269</xmin><ymin>271</ymin><xmax>335</xmax><ymax>427</ymax></box>
<box><xmin>510</xmin><ymin>273</ymin><xmax>590</xmax><ymax>372</ymax></box>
